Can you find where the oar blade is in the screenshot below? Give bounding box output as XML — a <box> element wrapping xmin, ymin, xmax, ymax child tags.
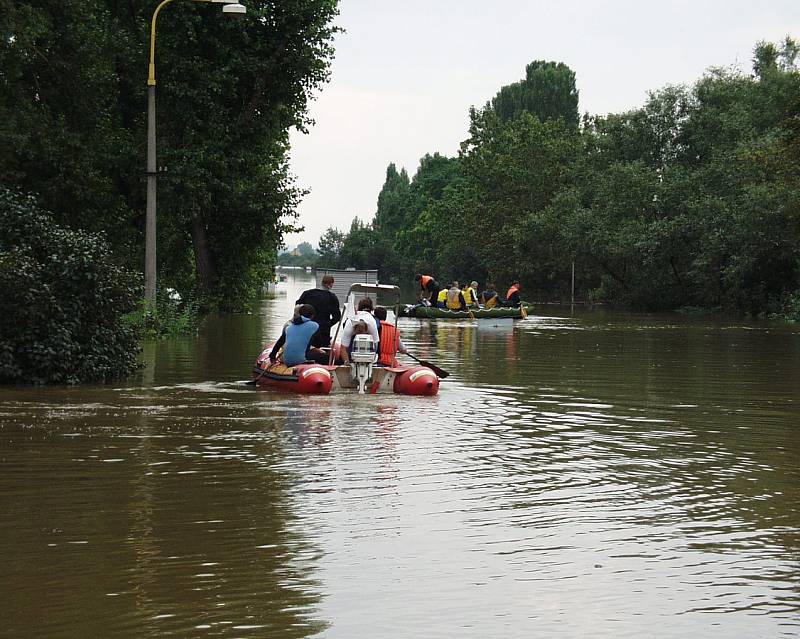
<box><xmin>419</xmin><ymin>360</ymin><xmax>449</xmax><ymax>378</ymax></box>
<box><xmin>405</xmin><ymin>351</ymin><xmax>450</xmax><ymax>378</ymax></box>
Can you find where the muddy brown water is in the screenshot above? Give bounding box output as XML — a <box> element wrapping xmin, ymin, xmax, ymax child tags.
<box><xmin>1</xmin><ymin>271</ymin><xmax>799</xmax><ymax>638</ymax></box>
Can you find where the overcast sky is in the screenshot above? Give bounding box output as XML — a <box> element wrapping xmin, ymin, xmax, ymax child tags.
<box><xmin>284</xmin><ymin>0</ymin><xmax>800</xmax><ymax>248</ymax></box>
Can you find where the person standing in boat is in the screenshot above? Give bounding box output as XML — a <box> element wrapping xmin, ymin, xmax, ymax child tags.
<box><xmin>505</xmin><ymin>280</ymin><xmax>522</xmax><ymax>307</ymax></box>
<box><xmin>337</xmin><ymin>297</ymin><xmax>380</xmax><ymax>363</ymax></box>
<box><xmin>373</xmin><ymin>306</ymin><xmax>408</xmax><ymax>366</ymax></box>
<box><xmin>295</xmin><ymin>274</ymin><xmax>341</xmax><ymax>347</ymax></box>
<box><xmin>415</xmin><ymin>273</ymin><xmax>440</xmax><ymax>306</ymax></box>
<box><xmin>269</xmin><ymin>304</ymin><xmax>327</xmax><ymax>366</ymax></box>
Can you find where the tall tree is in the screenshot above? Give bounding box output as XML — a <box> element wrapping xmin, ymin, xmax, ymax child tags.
<box><xmin>316</xmin><ymin>226</ymin><xmax>345</xmax><ymax>268</ymax></box>
<box><xmin>491</xmin><ymin>60</ymin><xmax>579</xmax><ymax>129</ymax></box>
<box><xmin>0</xmin><ymin>0</ymin><xmax>340</xmax><ymax>310</ymax></box>
<box><xmin>373</xmin><ymin>163</ymin><xmax>410</xmax><ymax>238</ymax></box>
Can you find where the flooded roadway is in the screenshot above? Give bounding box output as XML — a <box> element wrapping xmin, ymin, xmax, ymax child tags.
<box><xmin>1</xmin><ymin>272</ymin><xmax>799</xmax><ymax>637</ymax></box>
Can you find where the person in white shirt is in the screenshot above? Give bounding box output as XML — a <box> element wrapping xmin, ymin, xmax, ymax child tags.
<box><xmin>338</xmin><ymin>297</ymin><xmax>380</xmax><ymax>363</ymax></box>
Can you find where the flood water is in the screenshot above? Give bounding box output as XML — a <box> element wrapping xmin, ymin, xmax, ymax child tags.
<box><xmin>2</xmin><ymin>271</ymin><xmax>799</xmax><ymax>638</ymax></box>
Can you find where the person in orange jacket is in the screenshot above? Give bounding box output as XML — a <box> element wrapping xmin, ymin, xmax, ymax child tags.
<box><xmin>414</xmin><ymin>273</ymin><xmax>440</xmax><ymax>306</ymax></box>
<box><xmin>505</xmin><ymin>280</ymin><xmax>521</xmax><ymax>307</ymax></box>
<box><xmin>373</xmin><ymin>306</ymin><xmax>408</xmax><ymax>366</ymax></box>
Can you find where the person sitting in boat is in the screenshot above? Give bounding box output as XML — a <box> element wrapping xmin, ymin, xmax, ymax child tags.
<box><xmin>269</xmin><ymin>304</ymin><xmax>327</xmax><ymax>366</ymax></box>
<box><xmin>338</xmin><ymin>297</ymin><xmax>380</xmax><ymax>363</ymax></box>
<box><xmin>480</xmin><ymin>283</ymin><xmax>499</xmax><ymax>308</ymax></box>
<box><xmin>505</xmin><ymin>280</ymin><xmax>522</xmax><ymax>307</ymax></box>
<box><xmin>446</xmin><ymin>281</ymin><xmax>467</xmax><ymax>311</ymax></box>
<box><xmin>436</xmin><ymin>286</ymin><xmax>448</xmax><ymax>309</ymax></box>
<box><xmin>414</xmin><ymin>273</ymin><xmax>440</xmax><ymax>306</ymax></box>
<box><xmin>373</xmin><ymin>306</ymin><xmax>408</xmax><ymax>366</ymax></box>
<box><xmin>462</xmin><ymin>281</ymin><xmax>479</xmax><ymax>308</ymax></box>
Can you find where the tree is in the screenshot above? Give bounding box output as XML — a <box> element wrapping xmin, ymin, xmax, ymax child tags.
<box><xmin>0</xmin><ymin>0</ymin><xmax>340</xmax><ymax>310</ymax></box>
<box><xmin>295</xmin><ymin>242</ymin><xmax>316</xmax><ymax>256</ymax></box>
<box><xmin>373</xmin><ymin>163</ymin><xmax>410</xmax><ymax>238</ymax></box>
<box><xmin>491</xmin><ymin>60</ymin><xmax>579</xmax><ymax>129</ymax></box>
<box><xmin>316</xmin><ymin>227</ymin><xmax>345</xmax><ymax>268</ymax></box>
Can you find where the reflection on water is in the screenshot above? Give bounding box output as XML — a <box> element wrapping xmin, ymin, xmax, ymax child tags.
<box><xmin>1</xmin><ymin>271</ymin><xmax>799</xmax><ymax>638</ymax></box>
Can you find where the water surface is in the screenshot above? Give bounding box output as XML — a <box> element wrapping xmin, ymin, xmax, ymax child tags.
<box><xmin>2</xmin><ymin>272</ymin><xmax>799</xmax><ymax>637</ymax></box>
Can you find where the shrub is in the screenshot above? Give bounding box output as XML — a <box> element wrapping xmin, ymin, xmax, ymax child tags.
<box><xmin>769</xmin><ymin>289</ymin><xmax>800</xmax><ymax>323</ymax></box>
<box><xmin>0</xmin><ymin>190</ymin><xmax>141</xmax><ymax>384</ymax></box>
<box><xmin>125</xmin><ymin>287</ymin><xmax>203</xmax><ymax>339</ymax></box>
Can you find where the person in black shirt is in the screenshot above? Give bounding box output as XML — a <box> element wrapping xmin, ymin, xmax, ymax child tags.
<box><xmin>295</xmin><ymin>274</ymin><xmax>341</xmax><ymax>347</ymax></box>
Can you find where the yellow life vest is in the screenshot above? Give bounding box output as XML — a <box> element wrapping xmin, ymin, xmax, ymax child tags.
<box><xmin>463</xmin><ymin>287</ymin><xmax>477</xmax><ymax>305</ymax></box>
<box><xmin>483</xmin><ymin>292</ymin><xmax>498</xmax><ymax>308</ymax></box>
<box><xmin>437</xmin><ymin>289</ymin><xmax>448</xmax><ymax>304</ymax></box>
<box><xmin>446</xmin><ymin>288</ymin><xmax>462</xmax><ymax>309</ymax></box>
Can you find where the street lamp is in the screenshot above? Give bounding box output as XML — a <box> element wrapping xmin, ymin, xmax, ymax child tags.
<box><xmin>145</xmin><ymin>0</ymin><xmax>246</xmax><ymax>305</ymax></box>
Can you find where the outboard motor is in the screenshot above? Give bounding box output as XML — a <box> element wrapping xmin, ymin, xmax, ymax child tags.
<box><xmin>350</xmin><ymin>334</ymin><xmax>378</xmax><ymax>394</ymax></box>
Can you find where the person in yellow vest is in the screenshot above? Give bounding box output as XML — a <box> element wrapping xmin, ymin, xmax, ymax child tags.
<box><xmin>480</xmin><ymin>282</ymin><xmax>499</xmax><ymax>308</ymax></box>
<box><xmin>446</xmin><ymin>281</ymin><xmax>467</xmax><ymax>311</ymax></box>
<box><xmin>462</xmin><ymin>281</ymin><xmax>479</xmax><ymax>307</ymax></box>
<box><xmin>436</xmin><ymin>286</ymin><xmax>448</xmax><ymax>309</ymax></box>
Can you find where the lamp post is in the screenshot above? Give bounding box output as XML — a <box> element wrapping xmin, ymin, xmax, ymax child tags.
<box><xmin>145</xmin><ymin>0</ymin><xmax>246</xmax><ymax>305</ymax></box>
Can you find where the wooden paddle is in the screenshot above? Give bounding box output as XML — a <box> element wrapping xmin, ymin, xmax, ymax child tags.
<box><xmin>405</xmin><ymin>352</ymin><xmax>450</xmax><ymax>378</ymax></box>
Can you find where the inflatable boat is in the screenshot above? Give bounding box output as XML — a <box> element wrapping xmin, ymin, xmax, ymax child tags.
<box><xmin>251</xmin><ymin>284</ymin><xmax>440</xmax><ymax>396</ymax></box>
<box><xmin>399</xmin><ymin>304</ymin><xmax>532</xmax><ymax>319</ymax></box>
<box><xmin>251</xmin><ymin>348</ymin><xmax>439</xmax><ymax>396</ymax></box>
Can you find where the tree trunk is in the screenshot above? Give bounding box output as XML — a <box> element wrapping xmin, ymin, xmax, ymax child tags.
<box><xmin>191</xmin><ymin>215</ymin><xmax>216</xmax><ymax>293</ymax></box>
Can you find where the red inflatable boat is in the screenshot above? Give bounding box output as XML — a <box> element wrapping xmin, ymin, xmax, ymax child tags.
<box><xmin>252</xmin><ymin>283</ymin><xmax>441</xmax><ymax>396</ymax></box>
<box><xmin>251</xmin><ymin>346</ymin><xmax>439</xmax><ymax>396</ymax></box>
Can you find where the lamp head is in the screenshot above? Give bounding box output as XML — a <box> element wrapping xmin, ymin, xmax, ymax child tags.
<box><xmin>222</xmin><ymin>3</ymin><xmax>246</xmax><ymax>15</ymax></box>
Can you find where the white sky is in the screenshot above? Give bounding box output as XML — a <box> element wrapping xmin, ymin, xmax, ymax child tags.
<box><xmin>285</xmin><ymin>0</ymin><xmax>800</xmax><ymax>248</ymax></box>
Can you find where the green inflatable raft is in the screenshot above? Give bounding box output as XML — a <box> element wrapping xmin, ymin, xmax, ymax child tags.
<box><xmin>399</xmin><ymin>304</ymin><xmax>532</xmax><ymax>319</ymax></box>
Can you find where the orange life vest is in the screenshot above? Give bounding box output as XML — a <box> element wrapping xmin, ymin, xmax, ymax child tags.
<box><xmin>506</xmin><ymin>284</ymin><xmax>520</xmax><ymax>300</ymax></box>
<box><xmin>378</xmin><ymin>320</ymin><xmax>400</xmax><ymax>366</ymax></box>
<box><xmin>420</xmin><ymin>275</ymin><xmax>433</xmax><ymax>289</ymax></box>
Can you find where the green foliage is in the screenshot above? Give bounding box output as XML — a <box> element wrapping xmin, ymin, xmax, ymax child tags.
<box><xmin>491</xmin><ymin>60</ymin><xmax>579</xmax><ymax>129</ymax></box>
<box><xmin>316</xmin><ymin>227</ymin><xmax>346</xmax><ymax>268</ymax></box>
<box><xmin>0</xmin><ymin>190</ymin><xmax>141</xmax><ymax>384</ymax></box>
<box><xmin>0</xmin><ymin>0</ymin><xmax>340</xmax><ymax>311</ymax></box>
<box><xmin>124</xmin><ymin>288</ymin><xmax>203</xmax><ymax>339</ymax></box>
<box><xmin>770</xmin><ymin>289</ymin><xmax>800</xmax><ymax>322</ymax></box>
<box><xmin>319</xmin><ymin>43</ymin><xmax>800</xmax><ymax>316</ymax></box>
<box><xmin>276</xmin><ymin>242</ymin><xmax>318</xmax><ymax>267</ymax></box>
